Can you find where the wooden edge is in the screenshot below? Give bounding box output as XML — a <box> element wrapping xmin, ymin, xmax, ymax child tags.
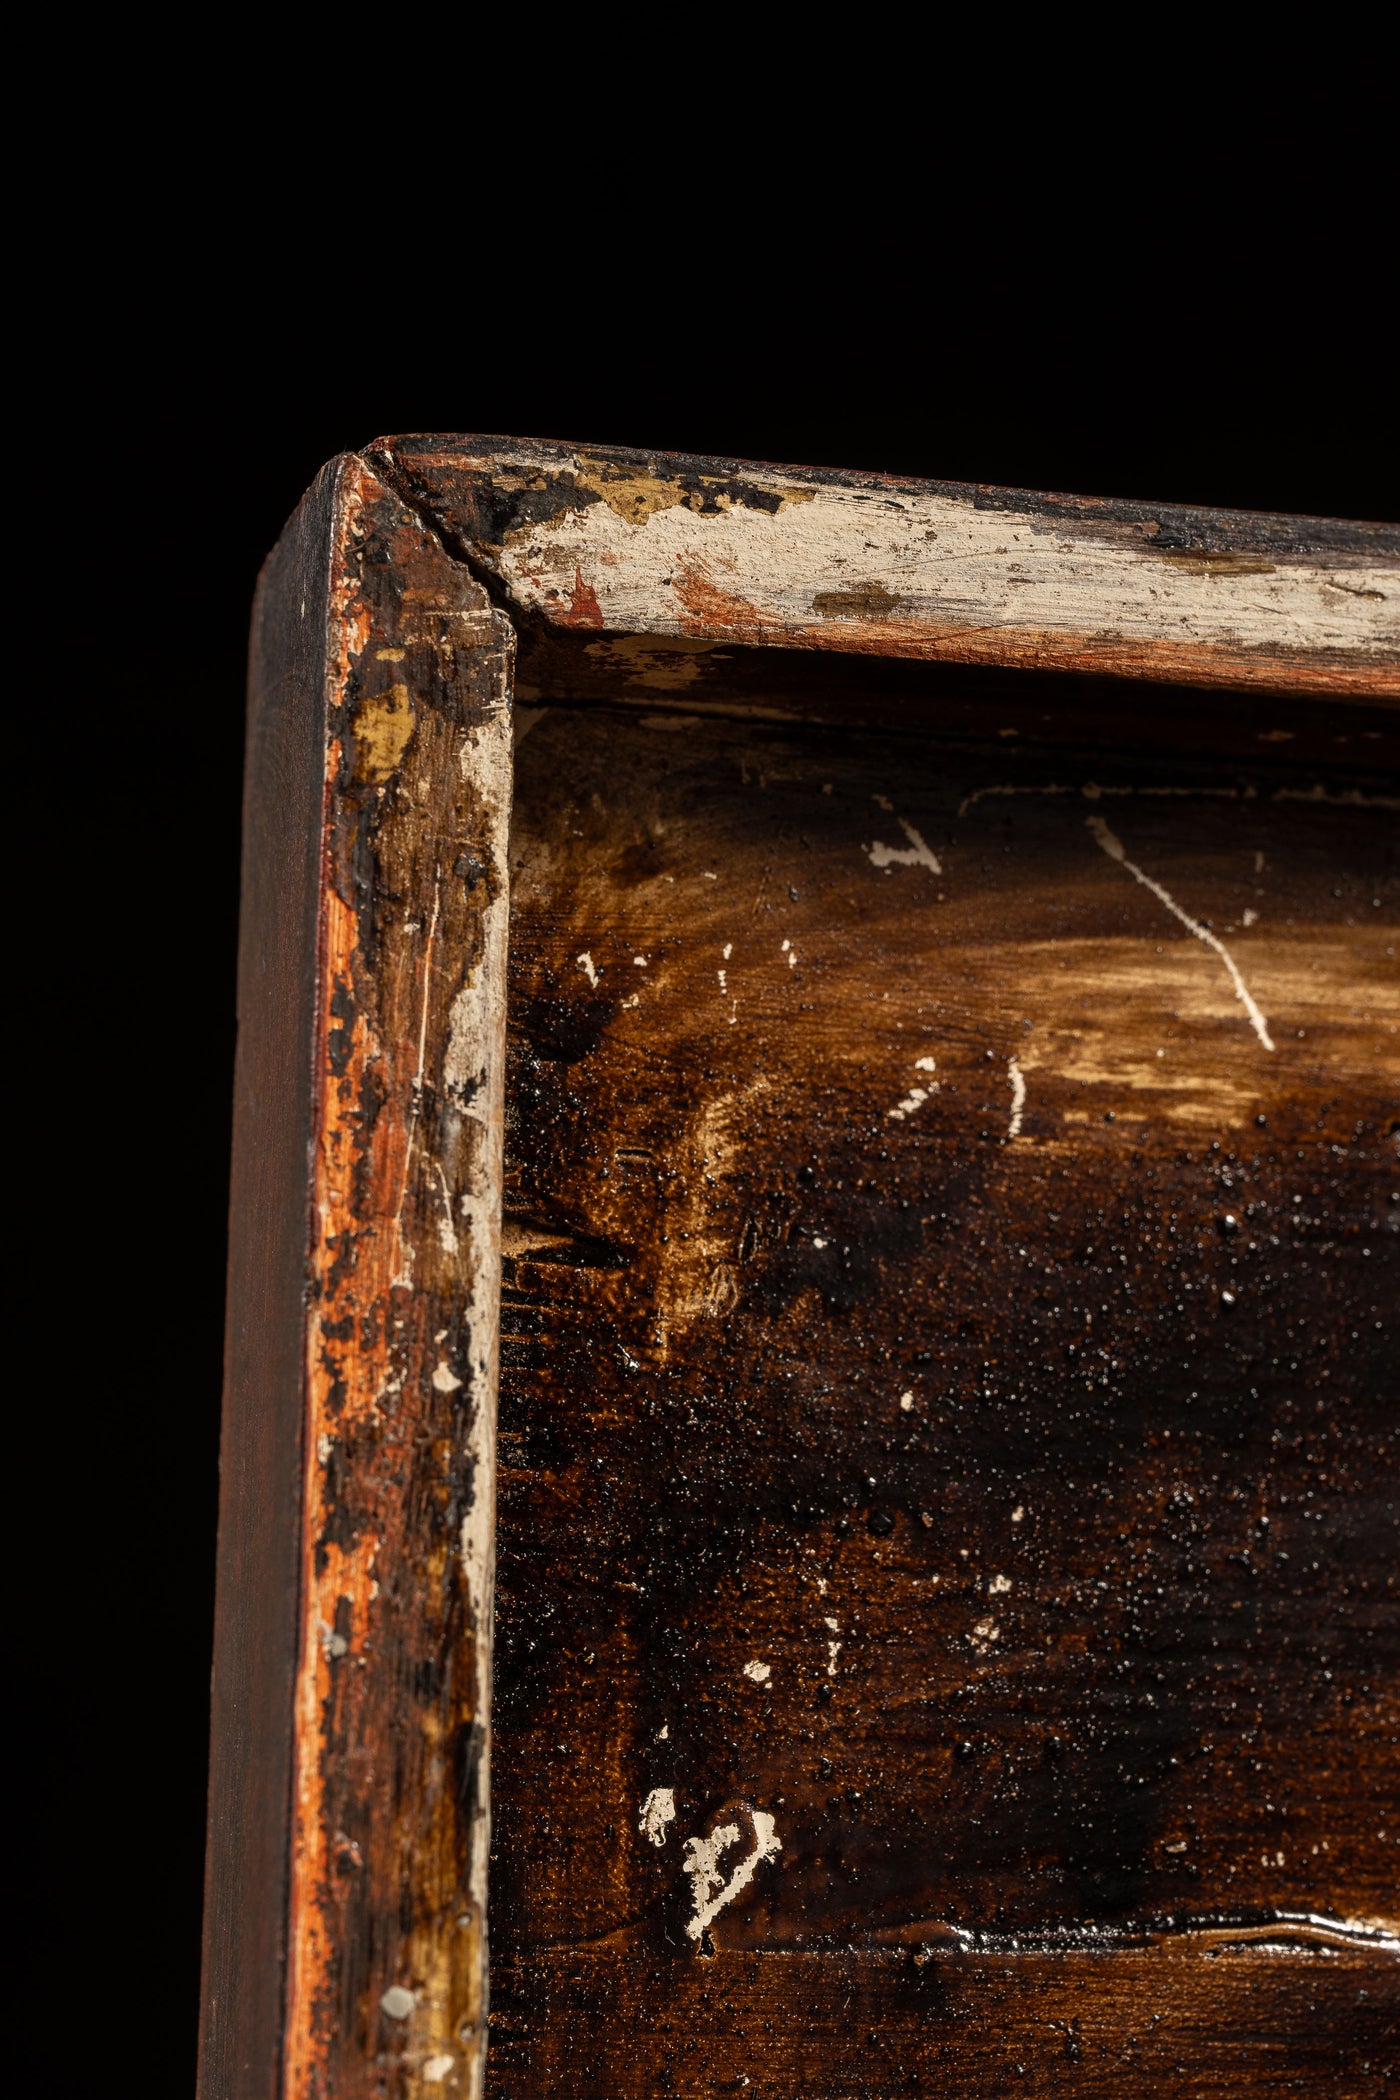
<box><xmin>372</xmin><ymin>434</ymin><xmax>1400</xmax><ymax>701</ymax></box>
<box><xmin>201</xmin><ymin>456</ymin><xmax>515</xmax><ymax>2100</ymax></box>
<box><xmin>199</xmin><ymin>457</ymin><xmax>342</xmax><ymax>2100</ymax></box>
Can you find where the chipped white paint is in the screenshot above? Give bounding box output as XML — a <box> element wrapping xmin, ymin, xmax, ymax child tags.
<box><xmin>432</xmin><ymin>1360</ymin><xmax>463</xmax><ymax>1394</ymax></box>
<box><xmin>577</xmin><ymin>951</ymin><xmax>599</xmax><ymax>987</ymax></box>
<box><xmin>743</xmin><ymin>1659</ymin><xmax>772</xmax><ymax>1683</ymax></box>
<box><xmin>441</xmin><ymin>442</ymin><xmax>1400</xmax><ymax>689</ymax></box>
<box><xmin>633</xmin><ymin>954</ymin><xmax>647</xmax><ymax>967</ymax></box>
<box><xmin>888</xmin><ymin>1084</ymin><xmax>931</xmax><ymax>1122</ymax></box>
<box><xmin>971</xmin><ymin>1617</ymin><xmax>1001</xmax><ymax>1648</ymax></box>
<box><xmin>812</xmin><ymin>1235</ymin><xmax>828</xmax><ymax>1249</ymax></box>
<box><xmin>1011</xmin><ymin>1505</ymin><xmax>1025</xmax><ymax>1524</ymax></box>
<box><xmin>380</xmin><ymin>1986</ymin><xmax>416</xmax><ymax>2020</ymax></box>
<box><xmin>914</xmin><ymin>1055</ymin><xmax>936</xmax><ymax>1073</ymax></box>
<box><xmin>989</xmin><ymin>1574</ymin><xmax>1012</xmax><ymax>1595</ymax></box>
<box><xmin>827</xmin><ymin>1640</ymin><xmax>842</xmax><ymax>1675</ymax></box>
<box><xmin>422</xmin><ymin>2056</ymin><xmax>456</xmax><ymax>2083</ymax></box>
<box><xmin>639</xmin><ymin>1787</ymin><xmax>677</xmax><ymax>1846</ymax></box>
<box><xmin>900</xmin><ymin>1390</ymin><xmax>914</xmax><ymax>1411</ymax></box>
<box><xmin>824</xmin><ymin>1616</ymin><xmax>840</xmax><ymax>1632</ymax></box>
<box><xmin>1006</xmin><ymin>1056</ymin><xmax>1027</xmax><ymax>1140</ymax></box>
<box><xmin>867</xmin><ymin>819</ymin><xmax>941</xmax><ymax>875</ymax></box>
<box><xmin>1087</xmin><ymin>815</ymin><xmax>1275</xmax><ymax>1050</ymax></box>
<box><xmin>1243</xmin><ymin>908</ymin><xmax>1259</xmax><ymax>927</ymax></box>
<box><xmin>682</xmin><ymin>1812</ymin><xmax>782</xmax><ymax>1941</ymax></box>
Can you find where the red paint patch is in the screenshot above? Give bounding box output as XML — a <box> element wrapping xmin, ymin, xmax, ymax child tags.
<box><xmin>559</xmin><ymin>566</ymin><xmax>604</xmax><ymax>629</ymax></box>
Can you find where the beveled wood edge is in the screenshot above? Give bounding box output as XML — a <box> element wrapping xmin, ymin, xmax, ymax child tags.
<box><xmin>199</xmin><ymin>456</ymin><xmax>344</xmax><ymax>2100</ymax></box>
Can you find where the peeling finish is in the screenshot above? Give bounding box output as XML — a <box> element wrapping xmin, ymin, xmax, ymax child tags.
<box><xmin>283</xmin><ymin>459</ymin><xmax>513</xmax><ymax>2100</ymax></box>
<box><xmin>380</xmin><ymin>436</ymin><xmax>1400</xmax><ymax>698</ymax></box>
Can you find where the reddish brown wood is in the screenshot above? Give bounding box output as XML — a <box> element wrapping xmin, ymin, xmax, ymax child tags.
<box><xmin>201</xmin><ymin>456</ymin><xmax>514</xmax><ymax>2100</ymax></box>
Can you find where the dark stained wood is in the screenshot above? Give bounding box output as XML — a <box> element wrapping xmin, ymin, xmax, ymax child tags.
<box><xmin>490</xmin><ymin>695</ymin><xmax>1398</xmax><ymax>2091</ymax></box>
<box><xmin>489</xmin><ymin>1946</ymin><xmax>1397</xmax><ymax>2095</ymax></box>
<box><xmin>201</xmin><ymin>458</ymin><xmax>338</xmax><ymax>2100</ymax></box>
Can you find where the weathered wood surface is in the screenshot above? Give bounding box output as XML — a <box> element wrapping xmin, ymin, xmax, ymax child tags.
<box><xmin>377</xmin><ymin>435</ymin><xmax>1400</xmax><ymax>699</ymax></box>
<box><xmin>200</xmin><ymin>455</ymin><xmax>514</xmax><ymax>2100</ymax></box>
<box><xmin>491</xmin><ymin>696</ymin><xmax>1398</xmax><ymax>2091</ymax></box>
<box><xmin>205</xmin><ymin>440</ymin><xmax>1399</xmax><ymax>2099</ymax></box>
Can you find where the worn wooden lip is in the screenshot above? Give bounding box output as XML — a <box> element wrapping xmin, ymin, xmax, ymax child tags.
<box><xmin>374</xmin><ymin>433</ymin><xmax>1400</xmax><ymax>702</ymax></box>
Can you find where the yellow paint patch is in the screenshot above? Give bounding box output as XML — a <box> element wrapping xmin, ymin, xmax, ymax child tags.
<box><xmin>355</xmin><ymin>683</ymin><xmax>415</xmax><ymax>783</ymax></box>
<box><xmin>584</xmin><ymin>635</ymin><xmax>718</xmax><ymax>689</ymax></box>
<box><xmin>575</xmin><ymin>456</ymin><xmax>813</xmax><ymax>526</ymax></box>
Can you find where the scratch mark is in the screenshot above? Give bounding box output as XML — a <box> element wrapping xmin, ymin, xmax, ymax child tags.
<box><xmin>1006</xmin><ymin>1056</ymin><xmax>1026</xmax><ymax>1140</ymax></box>
<box><xmin>867</xmin><ymin>819</ymin><xmax>941</xmax><ymax>874</ymax></box>
<box><xmin>1087</xmin><ymin>817</ymin><xmax>1275</xmax><ymax>1051</ymax></box>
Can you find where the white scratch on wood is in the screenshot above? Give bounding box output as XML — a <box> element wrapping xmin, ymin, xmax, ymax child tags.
<box><xmin>1086</xmin><ymin>816</ymin><xmax>1275</xmax><ymax>1051</ymax></box>
<box><xmin>682</xmin><ymin>1813</ymin><xmax>781</xmax><ymax>1941</ymax></box>
<box><xmin>639</xmin><ymin>1787</ymin><xmax>676</xmax><ymax>1846</ymax></box>
<box><xmin>1007</xmin><ymin>1056</ymin><xmax>1027</xmax><ymax>1140</ymax></box>
<box><xmin>867</xmin><ymin>818</ymin><xmax>941</xmax><ymax>874</ymax></box>
<box><xmin>887</xmin><ymin>1085</ymin><xmax>930</xmax><ymax>1122</ymax></box>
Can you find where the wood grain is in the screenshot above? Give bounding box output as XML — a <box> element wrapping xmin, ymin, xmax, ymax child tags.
<box><xmin>490</xmin><ymin>696</ymin><xmax>1399</xmax><ymax>2091</ymax></box>
<box><xmin>201</xmin><ymin>456</ymin><xmax>514</xmax><ymax>2100</ymax></box>
<box><xmin>201</xmin><ymin>458</ymin><xmax>338</xmax><ymax>2100</ymax></box>
<box><xmin>376</xmin><ymin>436</ymin><xmax>1400</xmax><ymax>700</ymax></box>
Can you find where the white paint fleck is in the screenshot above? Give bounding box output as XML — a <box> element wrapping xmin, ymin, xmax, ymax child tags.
<box><xmin>1165</xmin><ymin>1840</ymin><xmax>1187</xmax><ymax>1854</ymax></box>
<box><xmin>657</xmin><ymin>1724</ymin><xmax>670</xmax><ymax>1740</ymax></box>
<box><xmin>432</xmin><ymin>1360</ymin><xmax>462</xmax><ymax>1393</ymax></box>
<box><xmin>788</xmin><ymin>949</ymin><xmax>797</xmax><ymax>967</ymax></box>
<box><xmin>988</xmin><ymin>1574</ymin><xmax>1012</xmax><ymax>1595</ymax></box>
<box><xmin>320</xmin><ymin>1622</ymin><xmax>349</xmax><ymax>1661</ymax></box>
<box><xmin>577</xmin><ymin>951</ymin><xmax>599</xmax><ymax>987</ymax></box>
<box><xmin>639</xmin><ymin>1787</ymin><xmax>677</xmax><ymax>1846</ymax></box>
<box><xmin>717</xmin><ymin>969</ymin><xmax>728</xmax><ymax>993</ymax></box>
<box><xmin>867</xmin><ymin>819</ymin><xmax>941</xmax><ymax>875</ymax></box>
<box><xmin>914</xmin><ymin>1055</ymin><xmax>936</xmax><ymax>1072</ymax></box>
<box><xmin>422</xmin><ymin>2055</ymin><xmax>456</xmax><ymax>2083</ymax></box>
<box><xmin>380</xmin><ymin>1985</ymin><xmax>416</xmax><ymax>2020</ymax></box>
<box><xmin>827</xmin><ymin>1640</ymin><xmax>842</xmax><ymax>1675</ymax></box>
<box><xmin>723</xmin><ymin>943</ymin><xmax>733</xmax><ymax>959</ymax></box>
<box><xmin>887</xmin><ymin>1085</ymin><xmax>930</xmax><ymax>1123</ymax></box>
<box><xmin>1006</xmin><ymin>1056</ymin><xmax>1026</xmax><ymax>1141</ymax></box>
<box><xmin>971</xmin><ymin>1617</ymin><xmax>1000</xmax><ymax>1646</ymax></box>
<box><xmin>682</xmin><ymin>1813</ymin><xmax>782</xmax><ymax>1941</ymax></box>
<box><xmin>704</xmin><ymin>871</ymin><xmax>718</xmax><ymax>880</ymax></box>
<box><xmin>1086</xmin><ymin>815</ymin><xmax>1275</xmax><ymax>1050</ymax></box>
<box><xmin>781</xmin><ymin>938</ymin><xmax>791</xmax><ymax>950</ymax></box>
<box><xmin>900</xmin><ymin>1391</ymin><xmax>914</xmax><ymax>1412</ymax></box>
<box><xmin>813</xmin><ymin>1236</ymin><xmax>828</xmax><ymax>1249</ymax></box>
<box><xmin>873</xmin><ymin>793</ymin><xmax>894</xmax><ymax>810</ymax></box>
<box><xmin>824</xmin><ymin>1616</ymin><xmax>840</xmax><ymax>1632</ymax></box>
<box><xmin>634</xmin><ymin>955</ymin><xmax>647</xmax><ymax>967</ymax></box>
<box><xmin>1011</xmin><ymin>1505</ymin><xmax>1025</xmax><ymax>1524</ymax></box>
<box><xmin>742</xmin><ymin>1659</ymin><xmax>772</xmax><ymax>1683</ymax></box>
<box><xmin>1254</xmin><ymin>850</ymin><xmax>1266</xmax><ymax>872</ymax></box>
<box><xmin>1242</xmin><ymin>908</ymin><xmax>1259</xmax><ymax>927</ymax></box>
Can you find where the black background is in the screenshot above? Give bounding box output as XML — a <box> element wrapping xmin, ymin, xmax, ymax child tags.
<box><xmin>16</xmin><ymin>120</ymin><xmax>1395</xmax><ymax>2095</ymax></box>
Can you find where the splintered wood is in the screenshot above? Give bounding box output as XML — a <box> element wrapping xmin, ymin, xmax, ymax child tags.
<box><xmin>489</xmin><ymin>699</ymin><xmax>1398</xmax><ymax>2094</ymax></box>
